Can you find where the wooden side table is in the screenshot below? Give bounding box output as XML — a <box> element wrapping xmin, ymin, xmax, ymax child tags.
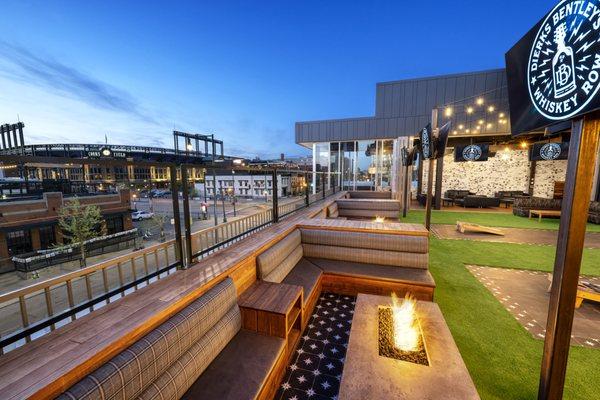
<box><xmin>239</xmin><ymin>281</ymin><xmax>303</xmax><ymax>358</ymax></box>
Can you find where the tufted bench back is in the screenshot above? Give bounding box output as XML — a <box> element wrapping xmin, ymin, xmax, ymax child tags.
<box><xmin>300</xmin><ymin>228</ymin><xmax>428</xmax><ymax>269</ymax></box>
<box><xmin>256</xmin><ymin>230</ymin><xmax>303</xmax><ymax>283</ymax></box>
<box><xmin>57</xmin><ymin>278</ymin><xmax>240</xmax><ymax>400</ymax></box>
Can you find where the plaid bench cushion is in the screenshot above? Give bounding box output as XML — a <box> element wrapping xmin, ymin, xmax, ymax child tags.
<box><xmin>256</xmin><ymin>229</ymin><xmax>302</xmax><ymax>282</ymax></box>
<box><xmin>300</xmin><ymin>229</ymin><xmax>428</xmax><ymax>254</ymax></box>
<box><xmin>57</xmin><ymin>278</ymin><xmax>239</xmax><ymax>400</ymax></box>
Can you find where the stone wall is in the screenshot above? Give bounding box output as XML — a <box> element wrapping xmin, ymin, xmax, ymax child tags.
<box><xmin>421</xmin><ymin>148</ymin><xmax>567</xmax><ymax>199</ymax></box>
<box><xmin>531</xmin><ymin>160</ymin><xmax>568</xmax><ymax>198</ymax></box>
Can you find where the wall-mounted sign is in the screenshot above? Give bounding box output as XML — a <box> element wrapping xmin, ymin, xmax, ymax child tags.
<box><xmin>454</xmin><ymin>144</ymin><xmax>490</xmax><ymax>162</ymax></box>
<box><xmin>87</xmin><ymin>147</ymin><xmax>127</xmax><ymax>158</ymax></box>
<box><xmin>530</xmin><ymin>141</ymin><xmax>569</xmax><ymax>161</ymax></box>
<box><xmin>418</xmin><ymin>124</ymin><xmax>433</xmax><ymax>159</ymax></box>
<box><xmin>506</xmin><ymin>0</ymin><xmax>600</xmax><ymax>135</ymax></box>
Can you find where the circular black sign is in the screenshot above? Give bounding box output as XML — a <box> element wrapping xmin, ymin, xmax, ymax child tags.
<box><xmin>540</xmin><ymin>143</ymin><xmax>562</xmax><ymax>160</ymax></box>
<box><xmin>528</xmin><ymin>0</ymin><xmax>600</xmax><ymax>120</ymax></box>
<box><xmin>462</xmin><ymin>145</ymin><xmax>482</xmax><ymax>161</ymax></box>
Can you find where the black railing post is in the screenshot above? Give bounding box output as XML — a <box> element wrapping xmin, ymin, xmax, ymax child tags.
<box><xmin>322</xmin><ymin>173</ymin><xmax>326</xmax><ymax>199</ymax></box>
<box><xmin>272</xmin><ymin>169</ymin><xmax>279</xmax><ymax>223</ymax></box>
<box><xmin>304</xmin><ymin>172</ymin><xmax>310</xmax><ymax>207</ymax></box>
<box><xmin>180</xmin><ymin>165</ymin><xmax>193</xmax><ymax>267</ymax></box>
<box><xmin>169</xmin><ymin>165</ymin><xmax>184</xmax><ymax>269</ymax></box>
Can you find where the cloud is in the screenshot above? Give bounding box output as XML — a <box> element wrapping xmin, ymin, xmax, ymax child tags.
<box><xmin>0</xmin><ymin>41</ymin><xmax>156</xmax><ymax>123</ymax></box>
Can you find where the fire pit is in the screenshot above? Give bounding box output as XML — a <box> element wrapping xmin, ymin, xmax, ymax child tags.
<box><xmin>339</xmin><ymin>294</ymin><xmax>480</xmax><ymax>400</ymax></box>
<box><xmin>378</xmin><ymin>294</ymin><xmax>428</xmax><ymax>366</ymax></box>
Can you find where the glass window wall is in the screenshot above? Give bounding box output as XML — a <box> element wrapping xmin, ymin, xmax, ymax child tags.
<box><xmin>312</xmin><ymin>139</ymin><xmax>398</xmax><ymax>193</ymax></box>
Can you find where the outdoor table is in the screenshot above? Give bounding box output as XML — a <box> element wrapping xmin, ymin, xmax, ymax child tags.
<box><xmin>441</xmin><ymin>197</ymin><xmax>454</xmax><ymax>207</ymax></box>
<box><xmin>499</xmin><ymin>198</ymin><xmax>514</xmax><ymax>208</ymax></box>
<box><xmin>529</xmin><ymin>209</ymin><xmax>561</xmax><ymax>222</ymax></box>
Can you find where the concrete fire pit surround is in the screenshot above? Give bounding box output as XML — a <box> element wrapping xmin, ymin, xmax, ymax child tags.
<box><xmin>339</xmin><ymin>294</ymin><xmax>480</xmax><ymax>400</ymax></box>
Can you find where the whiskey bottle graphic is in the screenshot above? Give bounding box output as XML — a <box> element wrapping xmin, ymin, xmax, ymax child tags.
<box><xmin>552</xmin><ymin>23</ymin><xmax>576</xmax><ymax>98</ymax></box>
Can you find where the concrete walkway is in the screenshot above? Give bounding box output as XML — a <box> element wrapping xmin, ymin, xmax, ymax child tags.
<box><xmin>467</xmin><ymin>265</ymin><xmax>600</xmax><ymax>348</ymax></box>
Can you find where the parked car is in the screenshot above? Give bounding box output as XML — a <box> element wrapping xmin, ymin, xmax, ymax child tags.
<box><xmin>131</xmin><ymin>210</ymin><xmax>155</xmax><ymax>221</ymax></box>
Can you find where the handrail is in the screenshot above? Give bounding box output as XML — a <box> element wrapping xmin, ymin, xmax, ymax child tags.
<box><xmin>0</xmin><ymin>240</ymin><xmax>175</xmax><ymax>304</ymax></box>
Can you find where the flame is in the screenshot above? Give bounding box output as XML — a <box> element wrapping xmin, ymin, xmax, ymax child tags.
<box><xmin>391</xmin><ymin>293</ymin><xmax>419</xmax><ymax>352</ymax></box>
<box><xmin>374</xmin><ymin>216</ymin><xmax>386</xmax><ymax>223</ymax></box>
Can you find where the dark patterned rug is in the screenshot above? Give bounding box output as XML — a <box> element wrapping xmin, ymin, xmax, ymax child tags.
<box><xmin>274</xmin><ymin>293</ymin><xmax>356</xmax><ymax>400</ymax></box>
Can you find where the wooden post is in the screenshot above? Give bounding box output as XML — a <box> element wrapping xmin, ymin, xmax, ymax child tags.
<box><xmin>425</xmin><ymin>159</ymin><xmax>434</xmax><ymax>230</ymax></box>
<box><xmin>538</xmin><ymin>112</ymin><xmax>600</xmax><ymax>400</ymax></box>
<box><xmin>402</xmin><ymin>165</ymin><xmax>410</xmax><ymax>218</ymax></box>
<box><xmin>434</xmin><ymin>155</ymin><xmax>444</xmax><ymax>210</ymax></box>
<box><xmin>417</xmin><ymin>153</ymin><xmax>423</xmax><ymax>195</ymax></box>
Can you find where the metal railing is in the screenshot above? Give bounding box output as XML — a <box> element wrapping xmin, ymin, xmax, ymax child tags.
<box><xmin>0</xmin><ymin>240</ymin><xmax>178</xmax><ymax>354</ymax></box>
<box><xmin>0</xmin><ymin>188</ymin><xmax>340</xmax><ymax>354</ymax></box>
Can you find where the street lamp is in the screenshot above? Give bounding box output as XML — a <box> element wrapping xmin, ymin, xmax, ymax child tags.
<box><xmin>132</xmin><ymin>193</ymin><xmax>138</xmax><ymax>210</ymax></box>
<box><xmin>228</xmin><ymin>187</ymin><xmax>236</xmax><ymax>217</ymax></box>
<box><xmin>220</xmin><ymin>187</ymin><xmax>227</xmax><ymax>223</ymax></box>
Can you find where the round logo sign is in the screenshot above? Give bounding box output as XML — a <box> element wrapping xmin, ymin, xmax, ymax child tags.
<box><xmin>462</xmin><ymin>145</ymin><xmax>482</xmax><ymax>161</ymax></box>
<box><xmin>540</xmin><ymin>143</ymin><xmax>562</xmax><ymax>160</ymax></box>
<box><xmin>527</xmin><ymin>0</ymin><xmax>600</xmax><ymax>120</ymax></box>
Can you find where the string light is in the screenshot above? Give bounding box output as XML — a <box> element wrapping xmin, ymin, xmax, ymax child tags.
<box><xmin>487</xmin><ymin>106</ymin><xmax>495</xmax><ymax>113</ymax></box>
<box><xmin>476</xmin><ymin>98</ymin><xmax>484</xmax><ymax>105</ymax></box>
<box><xmin>478</xmin><ymin>119</ymin><xmax>484</xmax><ymax>125</ymax></box>
<box><xmin>520</xmin><ymin>141</ymin><xmax>528</xmax><ymax>149</ymax></box>
<box><xmin>486</xmin><ymin>123</ymin><xmax>493</xmax><ymax>129</ymax></box>
<box><xmin>458</xmin><ymin>124</ymin><xmax>464</xmax><ymax>129</ymax></box>
<box><xmin>466</xmin><ymin>129</ymin><xmax>471</xmax><ymax>133</ymax></box>
<box><xmin>467</xmin><ymin>107</ymin><xmax>474</xmax><ymax>114</ymax></box>
<box><xmin>444</xmin><ymin>107</ymin><xmax>453</xmax><ymax>117</ymax></box>
<box><xmin>499</xmin><ymin>112</ymin><xmax>505</xmax><ymax>118</ymax></box>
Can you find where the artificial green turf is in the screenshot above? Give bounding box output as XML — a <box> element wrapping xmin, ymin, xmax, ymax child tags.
<box><xmin>402</xmin><ymin>209</ymin><xmax>600</xmax><ymax>232</ymax></box>
<box><xmin>427</xmin><ymin>236</ymin><xmax>600</xmax><ymax>400</ymax></box>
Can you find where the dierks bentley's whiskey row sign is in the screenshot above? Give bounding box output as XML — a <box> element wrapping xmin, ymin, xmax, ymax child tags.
<box><xmin>506</xmin><ymin>0</ymin><xmax>600</xmax><ymax>135</ymax></box>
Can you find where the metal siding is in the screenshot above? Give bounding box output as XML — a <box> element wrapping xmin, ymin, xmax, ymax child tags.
<box><xmin>296</xmin><ymin>69</ymin><xmax>508</xmax><ymax>143</ymax></box>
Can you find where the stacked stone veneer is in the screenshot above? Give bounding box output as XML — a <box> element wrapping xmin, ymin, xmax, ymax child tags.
<box><xmin>421</xmin><ymin>148</ymin><xmax>567</xmax><ymax>199</ymax></box>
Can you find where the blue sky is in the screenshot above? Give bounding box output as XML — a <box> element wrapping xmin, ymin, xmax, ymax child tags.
<box><xmin>0</xmin><ymin>1</ymin><xmax>553</xmax><ymax>158</ymax></box>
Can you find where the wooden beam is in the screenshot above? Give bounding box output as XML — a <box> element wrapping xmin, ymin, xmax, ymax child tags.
<box><xmin>538</xmin><ymin>112</ymin><xmax>600</xmax><ymax>400</ymax></box>
<box><xmin>417</xmin><ymin>153</ymin><xmax>423</xmax><ymax>195</ymax></box>
<box><xmin>402</xmin><ymin>165</ymin><xmax>409</xmax><ymax>218</ymax></box>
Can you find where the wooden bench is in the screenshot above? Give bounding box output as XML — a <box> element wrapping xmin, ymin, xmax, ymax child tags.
<box><xmin>255</xmin><ymin>219</ymin><xmax>434</xmax><ymax>331</ymax></box>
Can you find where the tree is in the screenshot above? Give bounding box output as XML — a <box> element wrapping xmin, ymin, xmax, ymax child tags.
<box><xmin>57</xmin><ymin>198</ymin><xmax>105</xmax><ymax>267</ymax></box>
<box><xmin>151</xmin><ymin>214</ymin><xmax>167</xmax><ymax>242</ymax></box>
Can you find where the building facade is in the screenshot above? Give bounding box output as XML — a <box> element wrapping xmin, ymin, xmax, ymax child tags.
<box><xmin>196</xmin><ymin>172</ymin><xmax>305</xmax><ymax>199</ymax></box>
<box><xmin>296</xmin><ymin>68</ymin><xmax>600</xmax><ymax>202</ymax></box>
<box><xmin>0</xmin><ymin>189</ymin><xmax>133</xmax><ymax>272</ymax></box>
<box><xmin>296</xmin><ymin>69</ymin><xmax>510</xmax><ymax>195</ymax></box>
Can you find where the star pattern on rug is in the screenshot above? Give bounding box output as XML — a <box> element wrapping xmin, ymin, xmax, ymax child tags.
<box><xmin>275</xmin><ymin>293</ymin><xmax>355</xmax><ymax>400</ymax></box>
